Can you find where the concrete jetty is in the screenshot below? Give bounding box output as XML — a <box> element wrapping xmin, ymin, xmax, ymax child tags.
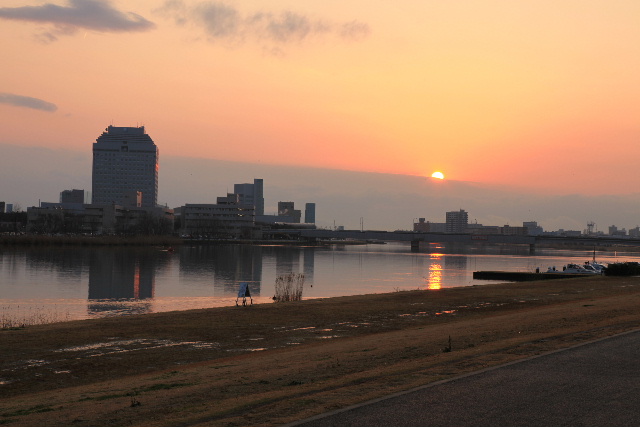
<box><xmin>473</xmin><ymin>271</ymin><xmax>594</xmax><ymax>281</ymax></box>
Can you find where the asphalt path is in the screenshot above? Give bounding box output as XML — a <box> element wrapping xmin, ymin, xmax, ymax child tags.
<box><xmin>285</xmin><ymin>329</ymin><xmax>640</xmax><ymax>427</ymax></box>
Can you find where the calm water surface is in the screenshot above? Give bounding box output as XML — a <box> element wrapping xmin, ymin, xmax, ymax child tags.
<box><xmin>1</xmin><ymin>242</ymin><xmax>637</xmax><ymax>322</ymax></box>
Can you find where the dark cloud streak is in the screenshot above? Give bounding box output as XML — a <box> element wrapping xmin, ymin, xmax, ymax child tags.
<box><xmin>194</xmin><ymin>2</ymin><xmax>239</xmax><ymax>39</ymax></box>
<box><xmin>0</xmin><ymin>0</ymin><xmax>155</xmax><ymax>41</ymax></box>
<box><xmin>260</xmin><ymin>11</ymin><xmax>315</xmax><ymax>42</ymax></box>
<box><xmin>340</xmin><ymin>21</ymin><xmax>371</xmax><ymax>41</ymax></box>
<box><xmin>0</xmin><ymin>93</ymin><xmax>58</xmax><ymax>112</ymax></box>
<box><xmin>158</xmin><ymin>0</ymin><xmax>370</xmax><ymax>46</ymax></box>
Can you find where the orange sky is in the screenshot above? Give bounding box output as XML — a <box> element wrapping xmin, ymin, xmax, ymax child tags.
<box><xmin>2</xmin><ymin>0</ymin><xmax>640</xmax><ymax>195</ymax></box>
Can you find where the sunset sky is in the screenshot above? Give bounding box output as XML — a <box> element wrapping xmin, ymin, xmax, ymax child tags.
<box><xmin>2</xmin><ymin>1</ymin><xmax>640</xmax><ymax>229</ymax></box>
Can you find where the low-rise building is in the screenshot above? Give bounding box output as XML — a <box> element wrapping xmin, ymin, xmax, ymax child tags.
<box><xmin>499</xmin><ymin>225</ymin><xmax>528</xmax><ymax>236</ymax></box>
<box><xmin>413</xmin><ymin>218</ymin><xmax>429</xmax><ymax>232</ymax></box>
<box><xmin>609</xmin><ymin>225</ymin><xmax>627</xmax><ymax>237</ymax></box>
<box><xmin>467</xmin><ymin>224</ymin><xmax>500</xmax><ymax>235</ymax></box>
<box><xmin>177</xmin><ymin>203</ymin><xmax>257</xmax><ymax>239</ymax></box>
<box><xmin>413</xmin><ymin>218</ymin><xmax>447</xmax><ymax>232</ymax></box>
<box><xmin>278</xmin><ymin>201</ymin><xmax>301</xmax><ymax>223</ymax></box>
<box><xmin>27</xmin><ymin>204</ymin><xmax>173</xmax><ymax>235</ymax></box>
<box><xmin>60</xmin><ymin>189</ymin><xmax>86</xmax><ymax>204</ymax></box>
<box><xmin>523</xmin><ymin>221</ymin><xmax>544</xmax><ymax>236</ymax></box>
<box><xmin>558</xmin><ymin>229</ymin><xmax>582</xmax><ymax>237</ymax></box>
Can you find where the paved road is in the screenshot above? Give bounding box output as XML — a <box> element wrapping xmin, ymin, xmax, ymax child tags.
<box><xmin>285</xmin><ymin>330</ymin><xmax>640</xmax><ymax>427</ymax></box>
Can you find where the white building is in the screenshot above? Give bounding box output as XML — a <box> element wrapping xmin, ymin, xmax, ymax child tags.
<box><xmin>92</xmin><ymin>125</ymin><xmax>158</xmax><ymax>208</ymax></box>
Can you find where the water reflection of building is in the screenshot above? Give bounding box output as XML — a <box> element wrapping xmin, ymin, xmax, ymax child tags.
<box><xmin>444</xmin><ymin>255</ymin><xmax>468</xmax><ymax>270</ymax></box>
<box><xmin>88</xmin><ymin>250</ymin><xmax>157</xmax><ymax>316</ymax></box>
<box><xmin>89</xmin><ymin>250</ymin><xmax>155</xmax><ymax>299</ymax></box>
<box><xmin>25</xmin><ymin>247</ymin><xmax>166</xmax><ymax>317</ymax></box>
<box><xmin>214</xmin><ymin>245</ymin><xmax>262</xmax><ymax>296</ymax></box>
<box><xmin>303</xmin><ymin>247</ymin><xmax>315</xmax><ymax>284</ymax></box>
<box><xmin>26</xmin><ymin>247</ymin><xmax>90</xmax><ymax>282</ymax></box>
<box><xmin>275</xmin><ymin>246</ymin><xmax>300</xmax><ymax>278</ymax></box>
<box><xmin>179</xmin><ymin>245</ymin><xmax>263</xmax><ymax>296</ymax></box>
<box><xmin>177</xmin><ymin>245</ymin><xmax>318</xmax><ymax>297</ymax></box>
<box><xmin>267</xmin><ymin>246</ymin><xmax>315</xmax><ymax>287</ymax></box>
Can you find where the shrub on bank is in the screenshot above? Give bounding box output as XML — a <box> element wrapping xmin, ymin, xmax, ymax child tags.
<box><xmin>273</xmin><ymin>273</ymin><xmax>305</xmax><ymax>302</ymax></box>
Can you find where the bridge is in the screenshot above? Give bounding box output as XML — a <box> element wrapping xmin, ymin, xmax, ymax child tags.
<box><xmin>265</xmin><ymin>228</ymin><xmax>640</xmax><ymax>250</ymax></box>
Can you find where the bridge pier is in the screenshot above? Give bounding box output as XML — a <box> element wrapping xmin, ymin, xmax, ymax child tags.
<box><xmin>411</xmin><ymin>240</ymin><xmax>421</xmax><ymax>252</ymax></box>
<box><xmin>529</xmin><ymin>243</ymin><xmax>535</xmax><ymax>254</ymax></box>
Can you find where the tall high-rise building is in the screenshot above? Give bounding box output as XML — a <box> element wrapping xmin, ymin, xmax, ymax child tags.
<box><xmin>234</xmin><ymin>178</ymin><xmax>264</xmax><ymax>216</ymax></box>
<box><xmin>445</xmin><ymin>209</ymin><xmax>468</xmax><ymax>233</ymax></box>
<box><xmin>92</xmin><ymin>125</ymin><xmax>158</xmax><ymax>208</ymax></box>
<box><xmin>304</xmin><ymin>203</ymin><xmax>316</xmax><ymax>224</ymax></box>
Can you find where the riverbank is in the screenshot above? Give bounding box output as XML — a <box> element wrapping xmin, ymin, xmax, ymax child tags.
<box><xmin>2</xmin><ymin>276</ymin><xmax>640</xmax><ymax>426</ymax></box>
<box><xmin>6</xmin><ymin>232</ymin><xmax>640</xmax><ymax>252</ymax></box>
<box><xmin>0</xmin><ymin>234</ymin><xmax>366</xmax><ymax>247</ymax></box>
<box><xmin>0</xmin><ymin>234</ymin><xmax>182</xmax><ymax>246</ymax></box>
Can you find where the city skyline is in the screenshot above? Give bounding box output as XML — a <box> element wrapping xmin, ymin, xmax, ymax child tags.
<box><xmin>1</xmin><ymin>1</ymin><xmax>640</xmax><ymax>230</ymax></box>
<box><xmin>2</xmin><ymin>141</ymin><xmax>640</xmax><ymax>233</ymax></box>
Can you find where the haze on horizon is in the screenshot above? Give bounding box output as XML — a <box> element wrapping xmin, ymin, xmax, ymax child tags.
<box><xmin>2</xmin><ymin>142</ymin><xmax>639</xmax><ymax>234</ymax></box>
<box><xmin>1</xmin><ymin>1</ymin><xmax>640</xmax><ymax>229</ymax></box>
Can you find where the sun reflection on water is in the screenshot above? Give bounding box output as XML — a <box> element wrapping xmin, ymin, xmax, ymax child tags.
<box><xmin>427</xmin><ymin>253</ymin><xmax>443</xmax><ymax>289</ymax></box>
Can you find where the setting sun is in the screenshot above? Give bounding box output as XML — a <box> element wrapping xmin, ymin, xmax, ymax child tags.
<box><xmin>431</xmin><ymin>171</ymin><xmax>445</xmax><ymax>180</ymax></box>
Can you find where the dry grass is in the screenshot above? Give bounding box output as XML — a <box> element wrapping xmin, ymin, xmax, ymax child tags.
<box><xmin>2</xmin><ymin>276</ymin><xmax>640</xmax><ymax>426</ymax></box>
<box><xmin>274</xmin><ymin>272</ymin><xmax>305</xmax><ymax>302</ymax></box>
<box><xmin>0</xmin><ymin>305</ymin><xmax>71</xmax><ymax>329</ymax></box>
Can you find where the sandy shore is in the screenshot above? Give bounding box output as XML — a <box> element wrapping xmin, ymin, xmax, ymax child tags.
<box><xmin>2</xmin><ymin>276</ymin><xmax>640</xmax><ymax>426</ymax></box>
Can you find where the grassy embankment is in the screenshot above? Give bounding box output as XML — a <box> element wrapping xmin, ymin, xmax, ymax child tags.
<box><xmin>2</xmin><ymin>275</ymin><xmax>640</xmax><ymax>426</ymax></box>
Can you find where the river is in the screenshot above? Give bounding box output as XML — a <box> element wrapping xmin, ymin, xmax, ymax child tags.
<box><xmin>1</xmin><ymin>242</ymin><xmax>636</xmax><ymax>323</ymax></box>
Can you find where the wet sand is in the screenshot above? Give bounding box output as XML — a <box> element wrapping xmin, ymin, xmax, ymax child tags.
<box><xmin>2</xmin><ymin>275</ymin><xmax>640</xmax><ymax>426</ymax></box>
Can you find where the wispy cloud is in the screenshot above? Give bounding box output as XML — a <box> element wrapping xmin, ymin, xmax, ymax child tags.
<box><xmin>0</xmin><ymin>0</ymin><xmax>155</xmax><ymax>42</ymax></box>
<box><xmin>0</xmin><ymin>92</ymin><xmax>58</xmax><ymax>112</ymax></box>
<box><xmin>157</xmin><ymin>0</ymin><xmax>370</xmax><ymax>48</ymax></box>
